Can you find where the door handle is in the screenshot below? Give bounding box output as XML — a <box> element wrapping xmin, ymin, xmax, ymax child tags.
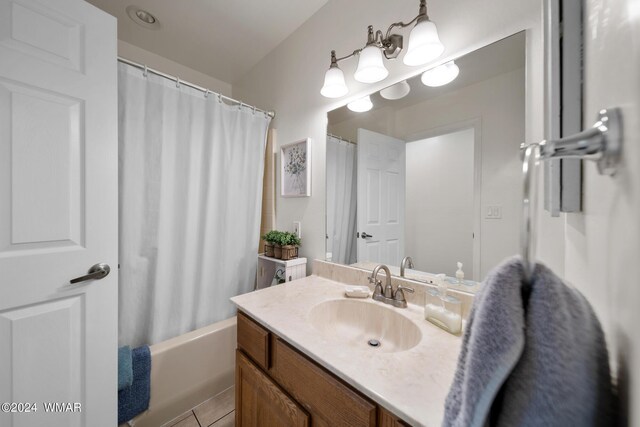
<box><xmin>70</xmin><ymin>263</ymin><xmax>111</xmax><ymax>284</ymax></box>
<box><xmin>361</xmin><ymin>232</ymin><xmax>373</xmax><ymax>239</ymax></box>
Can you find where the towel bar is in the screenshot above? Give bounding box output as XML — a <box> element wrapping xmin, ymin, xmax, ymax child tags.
<box><xmin>520</xmin><ymin>108</ymin><xmax>623</xmax><ymax>283</ymax></box>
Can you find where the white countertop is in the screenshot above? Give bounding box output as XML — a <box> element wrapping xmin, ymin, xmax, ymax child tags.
<box><xmin>231</xmin><ymin>275</ymin><xmax>462</xmax><ymax>427</ymax></box>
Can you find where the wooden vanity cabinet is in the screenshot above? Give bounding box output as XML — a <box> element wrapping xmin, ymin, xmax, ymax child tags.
<box><xmin>236</xmin><ymin>350</ymin><xmax>309</xmax><ymax>426</ymax></box>
<box><xmin>378</xmin><ymin>409</ymin><xmax>412</xmax><ymax>427</ymax></box>
<box><xmin>236</xmin><ymin>311</ymin><xmax>411</xmax><ymax>427</ymax></box>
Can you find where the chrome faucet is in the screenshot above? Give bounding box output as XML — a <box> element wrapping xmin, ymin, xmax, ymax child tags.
<box><xmin>369</xmin><ymin>264</ymin><xmax>391</xmax><ymax>302</ymax></box>
<box><xmin>400</xmin><ymin>256</ymin><xmax>414</xmax><ymax>278</ymax></box>
<box><xmin>368</xmin><ymin>264</ymin><xmax>414</xmax><ymax>308</ymax></box>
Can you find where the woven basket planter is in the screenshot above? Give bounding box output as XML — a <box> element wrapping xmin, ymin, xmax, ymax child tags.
<box><xmin>264</xmin><ymin>243</ymin><xmax>275</xmax><ymax>258</ymax></box>
<box><xmin>281</xmin><ymin>245</ymin><xmax>298</xmax><ymax>261</ymax></box>
<box><xmin>273</xmin><ymin>244</ymin><xmax>282</xmax><ymax>259</ymax></box>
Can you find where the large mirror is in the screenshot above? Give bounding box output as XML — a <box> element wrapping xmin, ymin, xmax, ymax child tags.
<box><xmin>325</xmin><ymin>32</ymin><xmax>525</xmax><ymax>291</ymax></box>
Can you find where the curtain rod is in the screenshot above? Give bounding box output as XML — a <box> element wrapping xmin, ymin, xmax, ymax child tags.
<box><xmin>118</xmin><ymin>57</ymin><xmax>275</xmax><ymax>119</ymax></box>
<box><xmin>327</xmin><ymin>133</ymin><xmax>356</xmax><ymax>144</ymax></box>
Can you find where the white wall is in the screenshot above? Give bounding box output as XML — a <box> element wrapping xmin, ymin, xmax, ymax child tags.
<box><xmin>233</xmin><ymin>0</ymin><xmax>560</xmax><ymax>274</ymax></box>
<box><xmin>559</xmin><ymin>0</ymin><xmax>640</xmax><ymax>421</ymax></box>
<box><xmin>406</xmin><ymin>129</ymin><xmax>475</xmax><ymax>278</ymax></box>
<box><xmin>118</xmin><ymin>40</ymin><xmax>232</xmax><ymax>96</ymax></box>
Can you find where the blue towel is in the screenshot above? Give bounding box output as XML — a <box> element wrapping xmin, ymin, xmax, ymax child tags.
<box><xmin>118</xmin><ymin>346</ymin><xmax>133</xmax><ymax>391</ymax></box>
<box><xmin>118</xmin><ymin>345</ymin><xmax>151</xmax><ymax>424</ymax></box>
<box><xmin>443</xmin><ymin>257</ymin><xmax>614</xmax><ymax>427</ymax></box>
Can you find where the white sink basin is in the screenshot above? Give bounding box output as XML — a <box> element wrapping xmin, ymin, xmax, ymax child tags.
<box><xmin>308</xmin><ymin>299</ymin><xmax>422</xmax><ymax>353</ymax></box>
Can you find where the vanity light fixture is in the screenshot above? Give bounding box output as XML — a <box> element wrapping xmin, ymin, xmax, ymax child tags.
<box><xmin>402</xmin><ymin>13</ymin><xmax>445</xmax><ymax>66</ymax></box>
<box><xmin>354</xmin><ymin>43</ymin><xmax>389</xmax><ymax>84</ymax></box>
<box><xmin>380</xmin><ymin>80</ymin><xmax>411</xmax><ymax>100</ymax></box>
<box><xmin>421</xmin><ymin>60</ymin><xmax>459</xmax><ymax>87</ymax></box>
<box><xmin>347</xmin><ymin>95</ymin><xmax>373</xmax><ymax>112</ymax></box>
<box><xmin>320</xmin><ymin>0</ymin><xmax>444</xmax><ymax>98</ymax></box>
<box><xmin>320</xmin><ymin>51</ymin><xmax>349</xmax><ymax>98</ymax></box>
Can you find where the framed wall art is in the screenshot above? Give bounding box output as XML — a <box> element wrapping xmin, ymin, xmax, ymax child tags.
<box><xmin>281</xmin><ymin>138</ymin><xmax>311</xmax><ymax>197</ymax></box>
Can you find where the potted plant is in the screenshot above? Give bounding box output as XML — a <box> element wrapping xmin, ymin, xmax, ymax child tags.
<box><xmin>272</xmin><ymin>231</ymin><xmax>284</xmax><ymax>259</ymax></box>
<box><xmin>262</xmin><ymin>230</ymin><xmax>280</xmax><ymax>258</ymax></box>
<box><xmin>280</xmin><ymin>231</ymin><xmax>301</xmax><ymax>261</ymax></box>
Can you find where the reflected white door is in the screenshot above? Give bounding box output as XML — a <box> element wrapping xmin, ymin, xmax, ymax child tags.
<box><xmin>0</xmin><ymin>0</ymin><xmax>117</xmax><ymax>426</ymax></box>
<box><xmin>357</xmin><ymin>128</ymin><xmax>406</xmax><ymax>266</ymax></box>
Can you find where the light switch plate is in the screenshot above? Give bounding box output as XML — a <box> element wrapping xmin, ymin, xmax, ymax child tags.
<box><xmin>293</xmin><ymin>221</ymin><xmax>302</xmax><ymax>238</ymax></box>
<box><xmin>485</xmin><ymin>205</ymin><xmax>502</xmax><ymax>219</ymax></box>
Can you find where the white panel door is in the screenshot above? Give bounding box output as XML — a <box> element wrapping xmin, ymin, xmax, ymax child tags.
<box><xmin>0</xmin><ymin>0</ymin><xmax>117</xmax><ymax>426</ymax></box>
<box><xmin>357</xmin><ymin>128</ymin><xmax>406</xmax><ymax>266</ymax></box>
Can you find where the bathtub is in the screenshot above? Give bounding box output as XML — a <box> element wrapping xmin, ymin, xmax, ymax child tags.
<box><xmin>130</xmin><ymin>316</ymin><xmax>237</xmax><ymax>427</ymax></box>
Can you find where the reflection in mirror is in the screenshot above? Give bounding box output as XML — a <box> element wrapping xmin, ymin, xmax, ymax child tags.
<box><xmin>325</xmin><ymin>32</ymin><xmax>526</xmax><ymax>291</ymax></box>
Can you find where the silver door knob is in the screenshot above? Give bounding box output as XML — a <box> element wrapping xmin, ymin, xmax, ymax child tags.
<box><xmin>70</xmin><ymin>263</ymin><xmax>111</xmax><ymax>284</ymax></box>
<box><xmin>361</xmin><ymin>232</ymin><xmax>373</xmax><ymax>239</ymax></box>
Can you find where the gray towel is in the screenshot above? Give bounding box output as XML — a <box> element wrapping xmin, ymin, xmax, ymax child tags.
<box><xmin>443</xmin><ymin>256</ymin><xmax>614</xmax><ymax>427</ymax></box>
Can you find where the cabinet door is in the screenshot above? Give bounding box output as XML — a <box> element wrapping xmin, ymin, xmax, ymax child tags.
<box><xmin>271</xmin><ymin>338</ymin><xmax>377</xmax><ymax>426</ymax></box>
<box><xmin>237</xmin><ymin>312</ymin><xmax>270</xmax><ymax>370</ymax></box>
<box><xmin>236</xmin><ymin>350</ymin><xmax>309</xmax><ymax>427</ymax></box>
<box><xmin>378</xmin><ymin>408</ymin><xmax>411</xmax><ymax>427</ymax></box>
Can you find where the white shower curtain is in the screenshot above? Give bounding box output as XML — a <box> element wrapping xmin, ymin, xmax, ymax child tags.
<box><xmin>326</xmin><ymin>135</ymin><xmax>357</xmax><ymax>265</ymax></box>
<box><xmin>118</xmin><ymin>63</ymin><xmax>271</xmax><ymax>347</ymax></box>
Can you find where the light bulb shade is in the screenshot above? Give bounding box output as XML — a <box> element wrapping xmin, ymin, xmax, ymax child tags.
<box><xmin>380</xmin><ymin>80</ymin><xmax>411</xmax><ymax>100</ymax></box>
<box><xmin>320</xmin><ymin>66</ymin><xmax>349</xmax><ymax>98</ymax></box>
<box><xmin>421</xmin><ymin>61</ymin><xmax>459</xmax><ymax>87</ymax></box>
<box><xmin>403</xmin><ymin>19</ymin><xmax>444</xmax><ymax>66</ymax></box>
<box><xmin>354</xmin><ymin>45</ymin><xmax>389</xmax><ymax>83</ymax></box>
<box><xmin>347</xmin><ymin>95</ymin><xmax>373</xmax><ymax>112</ymax></box>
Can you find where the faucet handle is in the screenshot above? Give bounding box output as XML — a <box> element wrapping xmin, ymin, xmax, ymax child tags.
<box><xmin>393</xmin><ymin>285</ymin><xmax>415</xmax><ymax>307</ymax></box>
<box><xmin>395</xmin><ymin>285</ymin><xmax>414</xmax><ymax>295</ymax></box>
<box><xmin>370</xmin><ymin>279</ymin><xmax>384</xmax><ymax>301</ymax></box>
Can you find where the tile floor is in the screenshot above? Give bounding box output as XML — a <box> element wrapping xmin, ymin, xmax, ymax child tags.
<box><xmin>164</xmin><ymin>386</ymin><xmax>235</xmax><ymax>427</ymax></box>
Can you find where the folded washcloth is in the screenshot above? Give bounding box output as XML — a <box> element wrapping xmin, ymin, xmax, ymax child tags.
<box><xmin>443</xmin><ymin>256</ymin><xmax>614</xmax><ymax>427</ymax></box>
<box><xmin>118</xmin><ymin>346</ymin><xmax>133</xmax><ymax>391</ymax></box>
<box><xmin>118</xmin><ymin>345</ymin><xmax>151</xmax><ymax>424</ymax></box>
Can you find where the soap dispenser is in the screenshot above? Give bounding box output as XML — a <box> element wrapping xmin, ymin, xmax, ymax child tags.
<box><xmin>455</xmin><ymin>262</ymin><xmax>464</xmax><ymax>284</ymax></box>
<box><xmin>425</xmin><ymin>274</ymin><xmax>462</xmax><ymax>334</ymax></box>
<box><xmin>436</xmin><ymin>273</ymin><xmax>447</xmax><ymax>298</ymax></box>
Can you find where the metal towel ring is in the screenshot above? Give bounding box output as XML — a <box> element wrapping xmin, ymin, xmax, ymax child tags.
<box><xmin>521</xmin><ymin>143</ymin><xmax>540</xmax><ymax>284</ymax></box>
<box><xmin>520</xmin><ymin>107</ymin><xmax>623</xmax><ymax>284</ymax></box>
